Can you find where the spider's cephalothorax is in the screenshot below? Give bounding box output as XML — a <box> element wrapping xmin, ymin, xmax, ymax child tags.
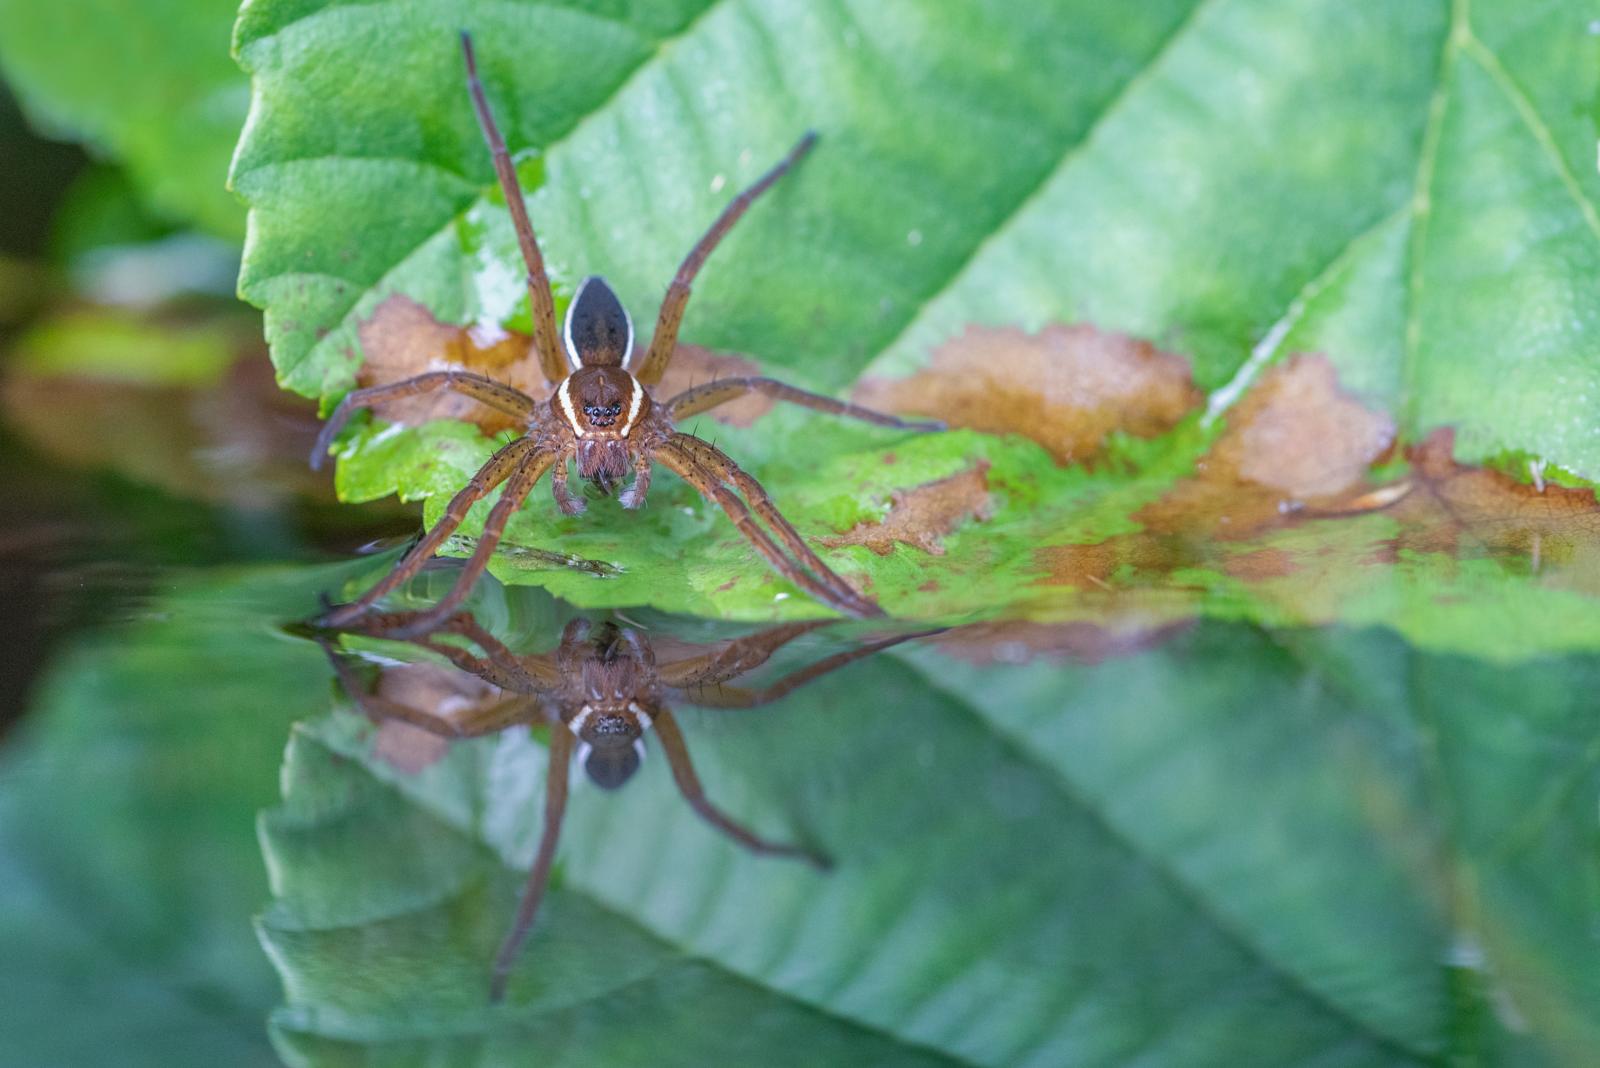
<box><xmin>310</xmin><ymin>32</ymin><xmax>944</xmax><ymax>637</ymax></box>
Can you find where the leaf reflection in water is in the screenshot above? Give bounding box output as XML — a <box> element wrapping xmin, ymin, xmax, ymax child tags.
<box><xmin>301</xmin><ymin>606</ymin><xmax>940</xmax><ymax>1001</ymax></box>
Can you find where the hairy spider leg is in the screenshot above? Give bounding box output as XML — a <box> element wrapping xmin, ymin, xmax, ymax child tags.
<box><xmin>668</xmin><ymin>375</ymin><xmax>944</xmax><ymax>432</ymax></box>
<box><xmin>671</xmin><ymin>433</ymin><xmax>883</xmax><ymax>617</ymax></box>
<box><xmin>322</xmin><ymin>438</ymin><xmax>539</xmax><ymax>626</ymax></box>
<box><xmin>654</xmin><ymin>621</ymin><xmax>833</xmax><ymax>690</ymax></box>
<box><xmin>654</xmin><ymin>439</ymin><xmax>882</xmax><ymax>618</ymax></box>
<box><xmin>311</xmin><ymin>370</ymin><xmax>538</xmax><ymax>470</ymax></box>
<box><xmin>378</xmin><ymin>448</ymin><xmax>559</xmax><ymax>640</ymax></box>
<box><xmin>461</xmin><ymin>32</ymin><xmax>566</xmax><ymax>384</ymax></box>
<box><xmin>491</xmin><ymin>726</ymin><xmax>573</xmax><ymax>1002</ymax></box>
<box><xmin>675</xmin><ymin>629</ymin><xmax>943</xmax><ymax>709</ymax></box>
<box><xmin>319</xmin><ymin>638</ymin><xmax>539</xmax><ymax>737</ymax></box>
<box><xmin>633</xmin><ymin>132</ymin><xmax>818</xmax><ymax>386</ymax></box>
<box><xmin>652</xmin><ymin>708</ymin><xmax>828</xmax><ymax>868</ymax></box>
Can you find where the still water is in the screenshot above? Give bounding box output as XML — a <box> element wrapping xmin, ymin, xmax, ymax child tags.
<box><xmin>2</xmin><ymin>430</ymin><xmax>1596</xmax><ymax>1067</ymax></box>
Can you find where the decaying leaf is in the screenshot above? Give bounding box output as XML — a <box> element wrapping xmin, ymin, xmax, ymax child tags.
<box><xmin>854</xmin><ymin>324</ymin><xmax>1202</xmax><ymax>465</ymax></box>
<box><xmin>1036</xmin><ymin>354</ymin><xmax>1399</xmax><ymax>588</ymax></box>
<box><xmin>821</xmin><ymin>461</ymin><xmax>993</xmax><ymax>556</ymax></box>
<box><xmin>654</xmin><ymin>345</ymin><xmax>773</xmax><ymax>427</ymax></box>
<box><xmin>1138</xmin><ymin>354</ymin><xmax>1396</xmax><ymax>539</ymax></box>
<box><xmin>356</xmin><ymin>295</ymin><xmax>547</xmax><ymax>434</ymax></box>
<box><xmin>365</xmin><ymin>661</ymin><xmax>506</xmax><ymax>774</ymax></box>
<box><xmin>1387</xmin><ymin>430</ymin><xmax>1600</xmax><ymax>579</ymax></box>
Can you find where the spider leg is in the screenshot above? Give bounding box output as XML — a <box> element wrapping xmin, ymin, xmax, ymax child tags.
<box><xmin>672</xmin><ymin>434</ymin><xmax>883</xmax><ymax>617</ymax></box>
<box><xmin>668</xmin><ymin>376</ymin><xmax>944</xmax><ymax>432</ymax></box>
<box><xmin>461</xmin><ymin>32</ymin><xmax>566</xmax><ymax>384</ymax></box>
<box><xmin>490</xmin><ymin>725</ymin><xmax>573</xmax><ymax>1002</ymax></box>
<box><xmin>633</xmin><ymin>132</ymin><xmax>817</xmax><ymax>386</ymax></box>
<box><xmin>550</xmin><ymin>448</ymin><xmax>584</xmax><ymax>515</ymax></box>
<box><xmin>318</xmin><ymin>637</ymin><xmax>537</xmax><ymax>737</ymax></box>
<box><xmin>323</xmin><ymin>438</ymin><xmax>537</xmax><ymax>626</ymax></box>
<box><xmin>311</xmin><ymin>370</ymin><xmax>538</xmax><ymax>470</ymax></box>
<box><xmin>676</xmin><ymin>629</ymin><xmax>943</xmax><ymax>709</ymax></box>
<box><xmin>617</xmin><ymin>450</ymin><xmax>654</xmax><ymax>509</ymax></box>
<box><xmin>378</xmin><ymin>448</ymin><xmax>558</xmax><ymax>640</ymax></box>
<box><xmin>656</xmin><ymin>621</ymin><xmax>832</xmax><ymax>690</ymax></box>
<box><xmin>653</xmin><ymin>709</ymin><xmax>827</xmax><ymax>868</ymax></box>
<box><xmin>655</xmin><ymin>439</ymin><xmax>882</xmax><ymax>618</ymax></box>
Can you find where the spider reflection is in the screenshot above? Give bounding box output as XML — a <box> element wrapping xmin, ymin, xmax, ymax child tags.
<box><xmin>311</xmin><ymin>608</ymin><xmax>933</xmax><ymax>1000</ymax></box>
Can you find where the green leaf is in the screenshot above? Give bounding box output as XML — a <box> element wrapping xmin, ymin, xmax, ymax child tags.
<box><xmin>0</xmin><ymin>0</ymin><xmax>248</xmax><ymax>238</ymax></box>
<box><xmin>236</xmin><ymin>0</ymin><xmax>1600</xmax><ymax>651</ymax></box>
<box><xmin>0</xmin><ymin>563</ymin><xmax>356</xmax><ymax>1063</ymax></box>
<box><xmin>260</xmin><ymin>598</ymin><xmax>1600</xmax><ymax>1066</ymax></box>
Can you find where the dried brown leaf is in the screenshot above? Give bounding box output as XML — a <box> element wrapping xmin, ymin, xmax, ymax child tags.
<box><xmin>653</xmin><ymin>344</ymin><xmax>772</xmax><ymax>427</ymax></box>
<box><xmin>822</xmin><ymin>461</ymin><xmax>993</xmax><ymax>556</ymax></box>
<box><xmin>1137</xmin><ymin>354</ymin><xmax>1395</xmax><ymax>539</ymax></box>
<box><xmin>356</xmin><ymin>295</ymin><xmax>547</xmax><ymax>433</ymax></box>
<box><xmin>854</xmin><ymin>323</ymin><xmax>1202</xmax><ymax>465</ymax></box>
<box><xmin>1388</xmin><ymin>429</ymin><xmax>1600</xmax><ymax>567</ymax></box>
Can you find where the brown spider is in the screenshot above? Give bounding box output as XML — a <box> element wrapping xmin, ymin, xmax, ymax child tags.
<box><xmin>313</xmin><ymin>606</ymin><xmax>936</xmax><ymax>1001</ymax></box>
<box><xmin>312</xmin><ymin>33</ymin><xmax>941</xmax><ymax>636</ymax></box>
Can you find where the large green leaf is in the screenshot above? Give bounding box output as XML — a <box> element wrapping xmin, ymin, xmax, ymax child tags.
<box><xmin>0</xmin><ymin>0</ymin><xmax>248</xmax><ymax>237</ymax></box>
<box><xmin>234</xmin><ymin>0</ymin><xmax>1600</xmax><ymax>648</ymax></box>
<box><xmin>261</xmin><ymin>594</ymin><xmax>1600</xmax><ymax>1066</ymax></box>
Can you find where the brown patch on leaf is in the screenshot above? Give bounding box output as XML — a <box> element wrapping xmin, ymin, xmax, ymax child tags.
<box><xmin>1136</xmin><ymin>354</ymin><xmax>1395</xmax><ymax>539</ymax></box>
<box><xmin>853</xmin><ymin>323</ymin><xmax>1202</xmax><ymax>465</ymax></box>
<box><xmin>357</xmin><ymin>295</ymin><xmax>547</xmax><ymax>433</ymax></box>
<box><xmin>365</xmin><ymin>662</ymin><xmax>505</xmax><ymax>773</ymax></box>
<box><xmin>652</xmin><ymin>344</ymin><xmax>773</xmax><ymax>427</ymax></box>
<box><xmin>1033</xmin><ymin>354</ymin><xmax>1397</xmax><ymax>591</ymax></box>
<box><xmin>936</xmin><ymin>619</ymin><xmax>1193</xmax><ymax>665</ymax></box>
<box><xmin>821</xmin><ymin>461</ymin><xmax>993</xmax><ymax>556</ymax></box>
<box><xmin>1388</xmin><ymin>430</ymin><xmax>1600</xmax><ymax>568</ymax></box>
<box><xmin>372</xmin><ymin>720</ymin><xmax>451</xmax><ymax>774</ymax></box>
<box><xmin>1224</xmin><ymin>547</ymin><xmax>1299</xmax><ymax>581</ymax></box>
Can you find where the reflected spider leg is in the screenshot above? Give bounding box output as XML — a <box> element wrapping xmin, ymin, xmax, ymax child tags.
<box><xmin>461</xmin><ymin>32</ymin><xmax>565</xmax><ymax>384</ymax></box>
<box><xmin>652</xmin><ymin>708</ymin><xmax>828</xmax><ymax>868</ymax></box>
<box><xmin>655</xmin><ymin>438</ymin><xmax>882</xmax><ymax>617</ymax></box>
<box><xmin>670</xmin><ymin>433</ymin><xmax>882</xmax><ymax>617</ymax></box>
<box><xmin>376</xmin><ymin>448</ymin><xmax>559</xmax><ymax>640</ymax></box>
<box><xmin>322</xmin><ymin>438</ymin><xmax>539</xmax><ymax>627</ymax></box>
<box><xmin>311</xmin><ymin>370</ymin><xmax>539</xmax><ymax>469</ymax></box>
<box><xmin>632</xmin><ymin>131</ymin><xmax>818</xmax><ymax>386</ymax></box>
<box><xmin>654</xmin><ymin>620</ymin><xmax>833</xmax><ymax>690</ymax></box>
<box><xmin>491</xmin><ymin>725</ymin><xmax>572</xmax><ymax>1002</ymax></box>
<box><xmin>318</xmin><ymin>638</ymin><xmax>537</xmax><ymax>737</ymax></box>
<box><xmin>675</xmin><ymin>629</ymin><xmax>943</xmax><ymax>709</ymax></box>
<box><xmin>668</xmin><ymin>376</ymin><xmax>944</xmax><ymax>432</ymax></box>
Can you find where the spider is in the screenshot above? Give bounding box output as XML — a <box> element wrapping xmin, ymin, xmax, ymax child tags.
<box><xmin>312</xmin><ymin>33</ymin><xmax>942</xmax><ymax>636</ymax></box>
<box><xmin>312</xmin><ymin>605</ymin><xmax>936</xmax><ymax>1001</ymax></box>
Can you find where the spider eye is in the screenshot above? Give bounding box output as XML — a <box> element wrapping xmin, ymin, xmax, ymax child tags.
<box><xmin>608</xmin><ymin>404</ymin><xmax>621</xmax><ymax>415</ymax></box>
